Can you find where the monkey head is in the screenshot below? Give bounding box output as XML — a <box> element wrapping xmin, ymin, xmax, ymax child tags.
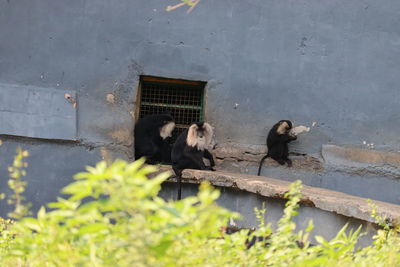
<box><xmin>275</xmin><ymin>120</ymin><xmax>292</xmax><ymax>135</ymax></box>
<box><xmin>275</xmin><ymin>120</ymin><xmax>297</xmax><ymax>139</ymax></box>
<box><xmin>186</xmin><ymin>122</ymin><xmax>213</xmax><ymax>150</ymax></box>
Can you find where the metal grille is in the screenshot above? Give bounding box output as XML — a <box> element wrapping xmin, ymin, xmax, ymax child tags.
<box><xmin>138</xmin><ymin>76</ymin><xmax>205</xmax><ymax>141</ymax></box>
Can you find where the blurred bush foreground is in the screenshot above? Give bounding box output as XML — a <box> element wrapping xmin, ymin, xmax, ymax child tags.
<box><xmin>1</xmin><ymin>149</ymin><xmax>400</xmax><ymax>266</ymax></box>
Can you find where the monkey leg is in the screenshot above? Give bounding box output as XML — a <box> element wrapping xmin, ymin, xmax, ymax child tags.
<box><xmin>274</xmin><ymin>158</ymin><xmax>286</xmax><ymax>165</ymax></box>
<box><xmin>286</xmin><ymin>159</ymin><xmax>293</xmax><ymax>167</ymax></box>
<box><xmin>186</xmin><ymin>154</ymin><xmax>209</xmax><ymax>170</ymax></box>
<box><xmin>203</xmin><ymin>149</ymin><xmax>215</xmax><ymax>167</ymax></box>
<box><xmin>270</xmin><ymin>151</ymin><xmax>286</xmax><ymax>166</ymax></box>
<box><xmin>136</xmin><ymin>142</ymin><xmax>158</xmax><ymax>163</ymax></box>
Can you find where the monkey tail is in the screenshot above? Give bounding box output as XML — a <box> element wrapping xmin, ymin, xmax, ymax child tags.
<box><xmin>177</xmin><ymin>174</ymin><xmax>182</xmax><ymax>200</ymax></box>
<box><xmin>173</xmin><ymin>167</ymin><xmax>183</xmax><ymax>200</ymax></box>
<box><xmin>257</xmin><ymin>154</ymin><xmax>269</xmax><ymax>176</ymax></box>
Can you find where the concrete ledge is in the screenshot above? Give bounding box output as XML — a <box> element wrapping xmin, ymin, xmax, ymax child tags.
<box><xmin>214</xmin><ymin>142</ymin><xmax>324</xmax><ymax>172</ymax></box>
<box><xmin>214</xmin><ymin>143</ymin><xmax>400</xmax><ymax>178</ymax></box>
<box><xmin>322</xmin><ymin>145</ymin><xmax>400</xmax><ymax>179</ymax></box>
<box><xmin>160</xmin><ymin>167</ymin><xmax>400</xmax><ymax>225</ymax></box>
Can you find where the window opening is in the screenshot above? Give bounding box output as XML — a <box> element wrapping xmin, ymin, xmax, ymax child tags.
<box><xmin>137</xmin><ymin>76</ymin><xmax>206</xmax><ymax>142</ymax></box>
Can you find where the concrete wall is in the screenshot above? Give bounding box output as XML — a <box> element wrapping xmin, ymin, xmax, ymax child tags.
<box><xmin>1</xmin><ymin>0</ymin><xmax>400</xmax><ymax>213</ymax></box>
<box><xmin>160</xmin><ymin>183</ymin><xmax>377</xmax><ymax>247</ymax></box>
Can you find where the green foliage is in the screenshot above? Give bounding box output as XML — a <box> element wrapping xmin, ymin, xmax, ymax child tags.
<box><xmin>7</xmin><ymin>147</ymin><xmax>31</xmax><ymax>219</ymax></box>
<box><xmin>0</xmin><ymin>218</ymin><xmax>13</xmax><ymax>254</ymax></box>
<box><xmin>0</xmin><ymin>157</ymin><xmax>399</xmax><ymax>266</ymax></box>
<box><xmin>0</xmin><ymin>159</ymin><xmax>237</xmax><ymax>266</ymax></box>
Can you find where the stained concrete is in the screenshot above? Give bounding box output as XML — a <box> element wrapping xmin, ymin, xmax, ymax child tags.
<box><xmin>160</xmin><ymin>167</ymin><xmax>400</xmax><ymax>246</ymax></box>
<box><xmin>322</xmin><ymin>144</ymin><xmax>400</xmax><ymax>178</ymax></box>
<box><xmin>161</xmin><ymin>168</ymin><xmax>400</xmax><ymax>225</ymax></box>
<box><xmin>1</xmin><ymin>0</ymin><xmax>400</xmax><ymax>152</ymax></box>
<box><xmin>1</xmin><ymin>0</ymin><xmax>400</xmax><ymax>218</ymax></box>
<box><xmin>215</xmin><ymin>143</ymin><xmax>400</xmax><ymax>205</ymax></box>
<box><xmin>160</xmin><ymin>183</ymin><xmax>377</xmax><ymax>247</ymax></box>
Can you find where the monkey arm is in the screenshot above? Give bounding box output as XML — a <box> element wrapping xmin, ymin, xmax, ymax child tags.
<box><xmin>278</xmin><ymin>134</ymin><xmax>291</xmax><ymax>142</ymax></box>
<box><xmin>189</xmin><ymin>155</ymin><xmax>208</xmax><ymax>170</ymax></box>
<box><xmin>183</xmin><ymin>147</ymin><xmax>208</xmax><ymax>170</ymax></box>
<box><xmin>275</xmin><ymin>133</ymin><xmax>297</xmax><ymax>143</ymax></box>
<box><xmin>268</xmin><ymin>134</ymin><xmax>289</xmax><ymax>146</ymax></box>
<box><xmin>203</xmin><ymin>149</ymin><xmax>215</xmax><ymax>167</ymax></box>
<box><xmin>288</xmin><ymin>135</ymin><xmax>297</xmax><ymax>143</ymax></box>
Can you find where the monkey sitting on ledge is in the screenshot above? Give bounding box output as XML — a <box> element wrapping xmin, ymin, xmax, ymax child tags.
<box><xmin>258</xmin><ymin>120</ymin><xmax>297</xmax><ymax>176</ymax></box>
<box><xmin>171</xmin><ymin>122</ymin><xmax>216</xmax><ymax>200</ymax></box>
<box><xmin>134</xmin><ymin>114</ymin><xmax>175</xmax><ymax>164</ymax></box>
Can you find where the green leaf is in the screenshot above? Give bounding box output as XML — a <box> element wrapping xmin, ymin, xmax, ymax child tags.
<box><xmin>161</xmin><ymin>206</ymin><xmax>181</xmax><ymax>217</ymax></box>
<box><xmin>151</xmin><ymin>240</ymin><xmax>173</xmax><ymax>256</ymax></box>
<box><xmin>315</xmin><ymin>235</ymin><xmax>326</xmax><ymax>245</ymax></box>
<box><xmin>78</xmin><ymin>223</ymin><xmax>108</xmax><ymax>235</ymax></box>
<box><xmin>20</xmin><ymin>218</ymin><xmax>41</xmax><ymax>232</ymax></box>
<box><xmin>37</xmin><ymin>206</ymin><xmax>46</xmax><ymax>221</ymax></box>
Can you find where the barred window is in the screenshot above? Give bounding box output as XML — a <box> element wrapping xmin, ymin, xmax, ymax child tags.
<box><xmin>137</xmin><ymin>76</ymin><xmax>206</xmax><ymax>141</ymax></box>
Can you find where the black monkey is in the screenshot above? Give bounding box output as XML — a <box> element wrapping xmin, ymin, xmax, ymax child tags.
<box><xmin>134</xmin><ymin>114</ymin><xmax>175</xmax><ymax>164</ymax></box>
<box><xmin>171</xmin><ymin>122</ymin><xmax>216</xmax><ymax>200</ymax></box>
<box><xmin>257</xmin><ymin>120</ymin><xmax>297</xmax><ymax>176</ymax></box>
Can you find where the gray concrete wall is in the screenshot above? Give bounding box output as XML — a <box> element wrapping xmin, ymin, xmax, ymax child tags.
<box><xmin>0</xmin><ymin>83</ymin><xmax>77</xmax><ymax>140</ymax></box>
<box><xmin>1</xmin><ymin>0</ymin><xmax>400</xmax><ymax>213</ymax></box>
<box><xmin>0</xmin><ymin>137</ymin><xmax>104</xmax><ymax>215</ymax></box>
<box><xmin>160</xmin><ymin>183</ymin><xmax>377</xmax><ymax>247</ymax></box>
<box><xmin>1</xmin><ymin>0</ymin><xmax>400</xmax><ymax>152</ymax></box>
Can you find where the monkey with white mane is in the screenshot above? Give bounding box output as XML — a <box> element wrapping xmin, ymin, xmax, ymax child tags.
<box><xmin>171</xmin><ymin>122</ymin><xmax>216</xmax><ymax>200</ymax></box>
<box><xmin>134</xmin><ymin>114</ymin><xmax>175</xmax><ymax>164</ymax></box>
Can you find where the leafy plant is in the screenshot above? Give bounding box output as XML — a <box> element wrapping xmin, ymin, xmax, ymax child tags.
<box><xmin>0</xmin><ymin>159</ymin><xmax>238</xmax><ymax>266</ymax></box>
<box><xmin>0</xmin><ymin>157</ymin><xmax>399</xmax><ymax>266</ymax></box>
<box><xmin>7</xmin><ymin>147</ymin><xmax>31</xmax><ymax>219</ymax></box>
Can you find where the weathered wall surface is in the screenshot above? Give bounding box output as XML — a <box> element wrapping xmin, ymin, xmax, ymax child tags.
<box><xmin>1</xmin><ymin>0</ymin><xmax>400</xmax><ymax>151</ymax></box>
<box><xmin>160</xmin><ymin>183</ymin><xmax>377</xmax><ymax>247</ymax></box>
<box><xmin>1</xmin><ymin>0</ymin><xmax>400</xmax><ymax>213</ymax></box>
<box><xmin>216</xmin><ymin>145</ymin><xmax>400</xmax><ymax>204</ymax></box>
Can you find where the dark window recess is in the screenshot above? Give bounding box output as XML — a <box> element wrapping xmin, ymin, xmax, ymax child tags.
<box><xmin>138</xmin><ymin>76</ymin><xmax>206</xmax><ymax>141</ymax></box>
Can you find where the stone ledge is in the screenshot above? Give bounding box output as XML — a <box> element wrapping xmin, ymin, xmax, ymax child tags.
<box><xmin>322</xmin><ymin>145</ymin><xmax>400</xmax><ymax>179</ymax></box>
<box><xmin>214</xmin><ymin>142</ymin><xmax>324</xmax><ymax>172</ymax></box>
<box><xmin>159</xmin><ymin>167</ymin><xmax>400</xmax><ymax>225</ymax></box>
<box><xmin>214</xmin><ymin>143</ymin><xmax>400</xmax><ymax>177</ymax></box>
